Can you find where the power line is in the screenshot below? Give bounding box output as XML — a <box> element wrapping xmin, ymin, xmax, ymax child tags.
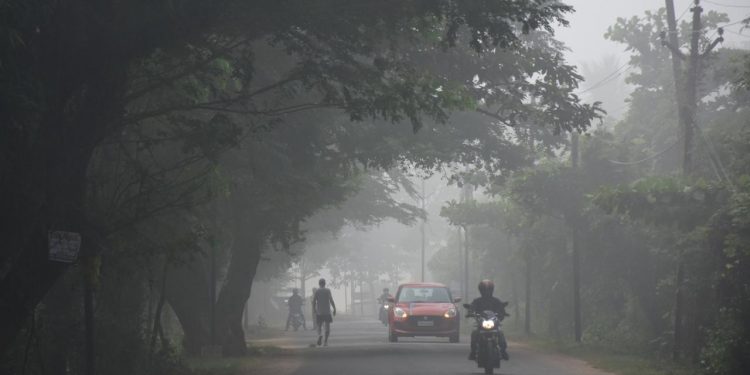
<box><xmin>579</xmin><ymin>62</ymin><xmax>631</xmax><ymax>94</ymax></box>
<box><xmin>702</xmin><ymin>0</ymin><xmax>750</xmax><ymax>9</ymax></box>
<box><xmin>693</xmin><ymin>122</ymin><xmax>736</xmax><ymax>191</ymax></box>
<box><xmin>677</xmin><ymin>2</ymin><xmax>692</xmax><ymax>21</ymax></box>
<box><xmin>724</xmin><ymin>27</ymin><xmax>750</xmax><ymax>37</ymax></box>
<box><xmin>716</xmin><ymin>16</ymin><xmax>750</xmax><ymax>30</ymax></box>
<box><xmin>608</xmin><ymin>136</ymin><xmax>682</xmax><ymax>166</ymax></box>
<box><xmin>706</xmin><ymin>13</ymin><xmax>750</xmax><ymax>39</ymax></box>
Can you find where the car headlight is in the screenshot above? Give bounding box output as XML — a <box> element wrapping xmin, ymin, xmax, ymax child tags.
<box><xmin>444</xmin><ymin>308</ymin><xmax>457</xmax><ymax>318</ymax></box>
<box><xmin>481</xmin><ymin>320</ymin><xmax>495</xmax><ymax>330</ymax></box>
<box><xmin>393</xmin><ymin>307</ymin><xmax>408</xmax><ymax>318</ymax></box>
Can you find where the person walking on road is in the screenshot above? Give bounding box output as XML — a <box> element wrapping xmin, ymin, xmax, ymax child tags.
<box><xmin>313</xmin><ymin>278</ymin><xmax>336</xmax><ymax>346</ymax></box>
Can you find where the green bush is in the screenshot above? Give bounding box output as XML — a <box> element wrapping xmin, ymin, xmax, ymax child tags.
<box><xmin>700</xmin><ymin>309</ymin><xmax>750</xmax><ymax>375</ymax></box>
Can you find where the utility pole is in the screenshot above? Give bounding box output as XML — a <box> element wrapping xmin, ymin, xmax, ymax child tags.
<box><xmin>461</xmin><ymin>183</ymin><xmax>473</xmax><ymax>302</ymax></box>
<box><xmin>661</xmin><ymin>0</ymin><xmax>723</xmax><ymax>359</ymax></box>
<box><xmin>359</xmin><ymin>279</ymin><xmax>364</xmax><ymax>316</ymax></box>
<box><xmin>661</xmin><ymin>0</ymin><xmax>724</xmax><ymax>175</ymax></box>
<box><xmin>524</xmin><ymin>119</ymin><xmax>535</xmax><ymax>337</ymax></box>
<box><xmin>464</xmin><ymin>225</ymin><xmax>470</xmax><ymax>303</ymax></box>
<box><xmin>421</xmin><ymin>179</ymin><xmax>426</xmax><ymax>282</ymax></box>
<box><xmin>457</xmin><ymin>226</ymin><xmax>463</xmax><ymax>299</ymax></box>
<box><xmin>664</xmin><ymin>0</ymin><xmax>690</xmax><ymax>173</ymax></box>
<box><xmin>570</xmin><ymin>133</ymin><xmax>582</xmax><ymax>343</ymax></box>
<box><xmin>524</xmin><ymin>251</ymin><xmax>532</xmax><ymax>336</ymax></box>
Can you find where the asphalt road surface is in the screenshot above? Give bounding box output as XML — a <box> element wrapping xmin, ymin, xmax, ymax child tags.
<box><xmin>244</xmin><ymin>317</ymin><xmax>615</xmax><ymax>375</ymax></box>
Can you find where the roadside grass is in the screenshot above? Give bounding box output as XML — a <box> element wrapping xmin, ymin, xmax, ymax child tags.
<box><xmin>186</xmin><ymin>357</ymin><xmax>251</xmax><ymax>375</ymax></box>
<box><xmin>244</xmin><ymin>325</ymin><xmax>287</xmax><ymax>340</ymax></box>
<box><xmin>508</xmin><ymin>334</ymin><xmax>697</xmax><ymax>375</ymax></box>
<box><xmin>185</xmin><ymin>345</ymin><xmax>284</xmax><ymax>375</ymax></box>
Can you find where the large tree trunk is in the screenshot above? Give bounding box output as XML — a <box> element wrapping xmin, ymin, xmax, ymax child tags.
<box><xmin>0</xmin><ymin>139</ymin><xmax>92</xmax><ymax>356</ymax></box>
<box><xmin>165</xmin><ymin>257</ymin><xmax>211</xmax><ymax>356</ymax></box>
<box><xmin>673</xmin><ymin>258</ymin><xmax>685</xmax><ymax>360</ymax></box>
<box><xmin>166</xmin><ymin>211</ymin><xmax>265</xmax><ymax>357</ymax></box>
<box><xmin>0</xmin><ymin>231</ymin><xmax>75</xmax><ymax>356</ymax></box>
<box><xmin>39</xmin><ymin>274</ymin><xmax>79</xmax><ymax>375</ymax></box>
<box><xmin>82</xmin><ymin>256</ymin><xmax>97</xmax><ymax>375</ymax></box>
<box><xmin>0</xmin><ymin>21</ymin><xmax>126</xmax><ymax>356</ymax></box>
<box><xmin>214</xmin><ymin>212</ymin><xmax>264</xmax><ymax>356</ymax></box>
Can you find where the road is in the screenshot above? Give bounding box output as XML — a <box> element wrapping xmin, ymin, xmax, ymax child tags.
<box><xmin>243</xmin><ymin>317</ymin><xmax>615</xmax><ymax>375</ymax></box>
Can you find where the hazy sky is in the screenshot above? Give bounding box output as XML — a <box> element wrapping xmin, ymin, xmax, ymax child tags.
<box><xmin>556</xmin><ymin>0</ymin><xmax>750</xmax><ymax>67</ymax></box>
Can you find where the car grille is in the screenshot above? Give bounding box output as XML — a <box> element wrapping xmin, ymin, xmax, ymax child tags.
<box><xmin>408</xmin><ymin>315</ymin><xmax>440</xmax><ymax>328</ymax></box>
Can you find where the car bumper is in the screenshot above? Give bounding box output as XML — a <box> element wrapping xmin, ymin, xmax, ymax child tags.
<box><xmin>390</xmin><ymin>316</ymin><xmax>459</xmax><ymax>336</ymax></box>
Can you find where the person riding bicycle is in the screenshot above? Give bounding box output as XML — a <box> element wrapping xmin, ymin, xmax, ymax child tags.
<box><xmin>468</xmin><ymin>280</ymin><xmax>509</xmax><ymax>361</ymax></box>
<box><xmin>285</xmin><ymin>288</ymin><xmax>306</xmax><ymax>331</ymax></box>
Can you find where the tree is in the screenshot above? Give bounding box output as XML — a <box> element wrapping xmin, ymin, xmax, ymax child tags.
<box><xmin>0</xmin><ymin>0</ymin><xmax>586</xmax><ymax>355</ymax></box>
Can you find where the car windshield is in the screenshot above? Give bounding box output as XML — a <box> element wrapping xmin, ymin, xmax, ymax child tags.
<box><xmin>397</xmin><ymin>287</ymin><xmax>451</xmax><ymax>303</ymax></box>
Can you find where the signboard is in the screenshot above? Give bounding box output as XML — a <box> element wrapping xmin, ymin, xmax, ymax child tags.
<box><xmin>48</xmin><ymin>231</ymin><xmax>81</xmax><ymax>263</ymax></box>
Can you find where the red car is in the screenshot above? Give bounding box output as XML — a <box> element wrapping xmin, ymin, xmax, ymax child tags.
<box><xmin>387</xmin><ymin>282</ymin><xmax>461</xmax><ymax>343</ymax></box>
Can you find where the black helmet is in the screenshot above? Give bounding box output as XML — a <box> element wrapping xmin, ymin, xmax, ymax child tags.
<box><xmin>478</xmin><ymin>279</ymin><xmax>494</xmax><ymax>298</ymax></box>
<box><xmin>319</xmin><ymin>278</ymin><xmax>326</xmax><ymax>287</ymax></box>
<box><xmin>292</xmin><ymin>288</ymin><xmax>299</xmax><ymax>295</ymax></box>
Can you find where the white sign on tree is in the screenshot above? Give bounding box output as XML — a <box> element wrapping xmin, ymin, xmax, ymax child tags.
<box><xmin>48</xmin><ymin>231</ymin><xmax>81</xmax><ymax>263</ymax></box>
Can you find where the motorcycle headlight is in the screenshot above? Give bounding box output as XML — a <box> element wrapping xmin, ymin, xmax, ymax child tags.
<box><xmin>481</xmin><ymin>320</ymin><xmax>495</xmax><ymax>330</ymax></box>
<box><xmin>444</xmin><ymin>308</ymin><xmax>457</xmax><ymax>318</ymax></box>
<box><xmin>393</xmin><ymin>307</ymin><xmax>407</xmax><ymax>318</ymax></box>
<box><xmin>384</xmin><ymin>304</ymin><xmax>390</xmax><ymax>309</ymax></box>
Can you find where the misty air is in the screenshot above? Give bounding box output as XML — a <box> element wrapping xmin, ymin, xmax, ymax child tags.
<box><xmin>1</xmin><ymin>1</ymin><xmax>749</xmax><ymax>375</ymax></box>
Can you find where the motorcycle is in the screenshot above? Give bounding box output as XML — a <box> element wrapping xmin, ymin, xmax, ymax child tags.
<box><xmin>464</xmin><ymin>304</ymin><xmax>503</xmax><ymax>374</ymax></box>
<box><xmin>290</xmin><ymin>311</ymin><xmax>304</xmax><ymax>331</ymax></box>
<box><xmin>379</xmin><ymin>300</ymin><xmax>390</xmax><ymax>326</ymax></box>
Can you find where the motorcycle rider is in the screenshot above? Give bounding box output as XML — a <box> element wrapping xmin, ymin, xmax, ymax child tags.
<box><xmin>313</xmin><ymin>278</ymin><xmax>337</xmax><ymax>346</ymax></box>
<box><xmin>468</xmin><ymin>279</ymin><xmax>509</xmax><ymax>361</ymax></box>
<box><xmin>285</xmin><ymin>288</ymin><xmax>306</xmax><ymax>331</ymax></box>
<box><xmin>377</xmin><ymin>288</ymin><xmax>392</xmax><ymax>323</ymax></box>
<box><xmin>377</xmin><ymin>287</ymin><xmax>392</xmax><ymax>305</ymax></box>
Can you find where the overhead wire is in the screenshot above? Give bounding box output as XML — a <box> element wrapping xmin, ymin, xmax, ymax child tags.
<box><xmin>578</xmin><ymin>62</ymin><xmax>631</xmax><ymax>94</ymax></box>
<box><xmin>702</xmin><ymin>0</ymin><xmax>750</xmax><ymax>9</ymax></box>
<box><xmin>711</xmin><ymin>15</ymin><xmax>750</xmax><ymax>36</ymax></box>
<box><xmin>677</xmin><ymin>2</ymin><xmax>693</xmax><ymax>21</ymax></box>
<box><xmin>608</xmin><ymin>136</ymin><xmax>682</xmax><ymax>166</ymax></box>
<box><xmin>724</xmin><ymin>27</ymin><xmax>750</xmax><ymax>37</ymax></box>
<box><xmin>693</xmin><ymin>122</ymin><xmax>736</xmax><ymax>191</ymax></box>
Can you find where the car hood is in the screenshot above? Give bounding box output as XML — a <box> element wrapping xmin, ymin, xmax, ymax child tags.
<box><xmin>396</xmin><ymin>302</ymin><xmax>455</xmax><ymax>316</ymax></box>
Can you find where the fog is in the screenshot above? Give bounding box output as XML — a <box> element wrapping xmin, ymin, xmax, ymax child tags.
<box><xmin>2</xmin><ymin>1</ymin><xmax>749</xmax><ymax>375</ymax></box>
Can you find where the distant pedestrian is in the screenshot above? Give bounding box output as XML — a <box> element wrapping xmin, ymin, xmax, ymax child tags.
<box><xmin>312</xmin><ymin>278</ymin><xmax>336</xmax><ymax>346</ymax></box>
